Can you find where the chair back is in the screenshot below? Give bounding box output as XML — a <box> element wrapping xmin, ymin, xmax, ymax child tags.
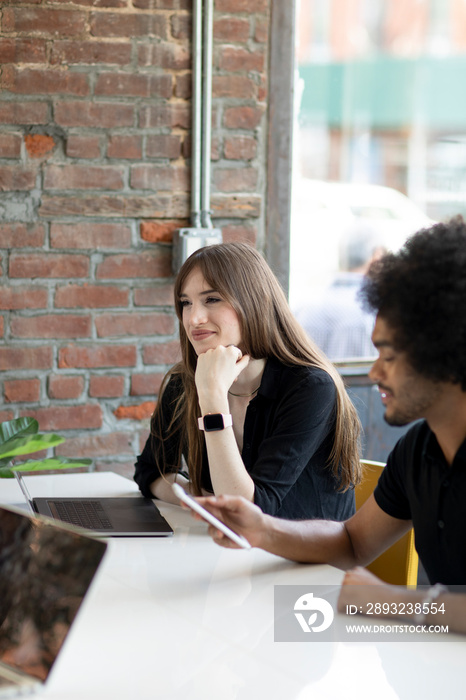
<box><xmin>356</xmin><ymin>460</ymin><xmax>418</xmax><ymax>588</ymax></box>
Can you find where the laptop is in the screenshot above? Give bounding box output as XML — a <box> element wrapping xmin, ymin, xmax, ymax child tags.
<box><xmin>14</xmin><ymin>472</ymin><xmax>173</xmax><ymax>538</ymax></box>
<box><xmin>0</xmin><ymin>504</ymin><xmax>107</xmax><ymax>697</ymax></box>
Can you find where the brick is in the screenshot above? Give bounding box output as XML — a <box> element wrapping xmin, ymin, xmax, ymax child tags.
<box><xmin>214</xmin><ymin>167</ymin><xmax>258</xmax><ymax>192</ymax></box>
<box><xmin>107</xmin><ymin>135</ymin><xmax>142</xmax><ymax>160</ymax></box>
<box><xmin>138</xmin><ymin>430</ymin><xmax>150</xmax><ymax>452</ymax></box>
<box><xmin>134</xmin><ymin>284</ymin><xmax>175</xmax><ymax>307</ymax></box>
<box><xmin>94</xmin><ymin>72</ymin><xmax>149</xmax><ymax>98</ymax></box>
<box><xmin>211</xmin><ymin>193</ymin><xmax>261</xmax><ymax>218</ymax></box>
<box><xmin>24</xmin><ymin>134</ymin><xmax>56</xmax><ymax>158</ymax></box>
<box><xmin>218</xmin><ymin>47</ymin><xmax>265</xmax><ymax>72</ymax></box>
<box><xmin>10</xmin><ymin>314</ymin><xmax>92</xmax><ymax>338</ymax></box>
<box><xmin>143</xmin><ymin>340</ymin><xmax>181</xmax><ymax>365</ymax></box>
<box><xmin>181</xmin><ymin>133</ymin><xmax>191</xmax><ymax>158</ymax></box>
<box><xmin>2</xmin><ymin>67</ymin><xmax>89</xmax><ymax>96</ymax></box>
<box><xmin>90</xmin><ymin>13</ymin><xmax>167</xmax><ymax>38</ymax></box>
<box><xmin>130</xmin><ymin>373</ymin><xmax>164</xmax><ymax>396</ymax></box>
<box><xmin>222</xmin><ymin>223</ymin><xmax>257</xmax><ymax>245</ymax></box>
<box><xmin>0</xmin><ymin>286</ymin><xmax>48</xmax><ymax>310</ymax></box>
<box><xmin>44</xmin><ymin>165</ymin><xmax>124</xmax><ymax>190</ymax></box>
<box><xmin>50</xmin><ymin>223</ymin><xmax>131</xmax><ymax>249</ymax></box>
<box><xmin>146</xmin><ymin>134</ymin><xmax>181</xmax><ymax>159</ymax></box>
<box><xmin>212</xmin><ymin>135</ymin><xmax>221</xmax><ymax>160</ymax></box>
<box><xmin>223</xmin><ymin>105</ymin><xmax>264</xmax><ymax>129</ymax></box>
<box><xmin>139</xmin><ymin>219</ymin><xmax>184</xmax><ymax>244</ymax></box>
<box><xmin>96</xmin><ymin>250</ymin><xmax>172</xmax><ymax>279</ymax></box>
<box><xmin>224</xmin><ymin>136</ymin><xmax>257</xmax><ymax>160</ymax></box>
<box><xmin>170</xmin><ymin>14</ymin><xmax>190</xmax><ymax>40</ymax></box>
<box><xmin>56</xmin><ymin>431</ymin><xmax>133</xmax><ymax>458</ymax></box>
<box><xmin>95</xmin><ymin>73</ymin><xmax>172</xmax><ymax>99</ymax></box>
<box><xmin>89</xmin><ymin>375</ymin><xmax>125</xmax><ymax>398</ymax></box>
<box><xmin>9</xmin><ymin>254</ymin><xmax>89</xmax><ymax>279</ymax></box>
<box><xmin>0</xmin><ymin>167</ymin><xmax>37</xmax><ymax>192</ymax></box>
<box><xmin>212</xmin><ymin>75</ymin><xmax>256</xmax><ymax>99</ymax></box>
<box><xmin>0</xmin><ymin>223</ymin><xmax>45</xmax><ymax>248</ymax></box>
<box><xmin>0</xmin><ymin>411</ymin><xmax>15</xmax><ymax>423</ymax></box>
<box><xmin>139</xmin><ymin>103</ymin><xmax>190</xmax><ymax>129</ymax></box>
<box><xmin>55</xmin><ymin>101</ymin><xmax>134</xmax><ymax>128</ymax></box>
<box><xmin>59</xmin><ymin>344</ymin><xmax>137</xmax><ymax>369</ymax></box>
<box><xmin>130</xmin><ymin>165</ymin><xmax>189</xmax><ymax>191</ymax></box>
<box><xmin>0</xmin><ymin>347</ymin><xmax>53</xmax><ymax>371</ymax></box>
<box><xmin>257</xmin><ymin>73</ymin><xmax>267</xmax><ymax>102</ymax></box>
<box><xmin>95</xmin><ymin>461</ymin><xmax>134</xmax><ymax>478</ymax></box>
<box><xmin>138</xmin><ymin>42</ymin><xmax>189</xmax><ymax>70</ymax></box>
<box><xmin>215</xmin><ymin>0</ymin><xmax>269</xmax><ymax>10</ymax></box>
<box><xmin>40</xmin><ymin>193</ymin><xmax>190</xmax><ymax>218</ymax></box>
<box><xmin>48</xmin><ymin>375</ymin><xmax>84</xmax><ymax>400</ymax></box>
<box><xmin>133</xmin><ymin>0</ymin><xmax>190</xmax><ymax>7</ymax></box>
<box><xmin>55</xmin><ymin>284</ymin><xmax>129</xmax><ymax>308</ymax></box>
<box><xmin>51</xmin><ymin>40</ymin><xmax>131</xmax><ymax>66</ymax></box>
<box><xmin>254</xmin><ymin>16</ymin><xmax>268</xmax><ymax>43</ymax></box>
<box><xmin>174</xmin><ymin>73</ymin><xmax>191</xmax><ymax>99</ymax></box>
<box><xmin>0</xmin><ymin>316</ymin><xmax>4</xmax><ymax>337</ymax></box>
<box><xmin>20</xmin><ymin>405</ymin><xmax>103</xmax><ymax>431</ymax></box>
<box><xmin>213</xmin><ymin>17</ymin><xmax>250</xmax><ymax>42</ymax></box>
<box><xmin>66</xmin><ymin>135</ymin><xmax>101</xmax><ymax>159</ymax></box>
<box><xmin>0</xmin><ymin>133</ymin><xmax>21</xmax><ymax>158</ymax></box>
<box><xmin>3</xmin><ymin>8</ymin><xmax>87</xmax><ymax>36</ymax></box>
<box><xmin>0</xmin><ymin>38</ymin><xmax>47</xmax><ymax>64</ymax></box>
<box><xmin>11</xmin><ymin>314</ymin><xmax>91</xmax><ymax>339</ymax></box>
<box><xmin>113</xmin><ymin>401</ymin><xmax>155</xmax><ymax>421</ymax></box>
<box><xmin>95</xmin><ymin>312</ymin><xmax>174</xmax><ymax>338</ymax></box>
<box><xmin>4</xmin><ymin>379</ymin><xmax>41</xmax><ymax>404</ymax></box>
<box><xmin>0</xmin><ymin>102</ymin><xmax>48</xmax><ymax>126</ymax></box>
<box><xmin>66</xmin><ymin>0</ymin><xmax>127</xmax><ymax>7</ymax></box>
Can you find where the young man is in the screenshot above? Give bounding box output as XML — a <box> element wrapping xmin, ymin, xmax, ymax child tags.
<box><xmin>195</xmin><ymin>217</ymin><xmax>466</xmax><ymax>635</ymax></box>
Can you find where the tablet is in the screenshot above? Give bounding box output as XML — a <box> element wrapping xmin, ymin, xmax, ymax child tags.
<box><xmin>172</xmin><ymin>483</ymin><xmax>251</xmax><ymax>550</ymax></box>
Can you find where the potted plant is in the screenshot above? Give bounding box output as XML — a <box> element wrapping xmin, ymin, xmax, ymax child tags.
<box><xmin>0</xmin><ymin>417</ymin><xmax>92</xmax><ymax>478</ymax></box>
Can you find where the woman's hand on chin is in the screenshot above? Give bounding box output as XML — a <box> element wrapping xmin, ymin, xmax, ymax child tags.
<box><xmin>195</xmin><ymin>345</ymin><xmax>250</xmax><ymax>406</ymax></box>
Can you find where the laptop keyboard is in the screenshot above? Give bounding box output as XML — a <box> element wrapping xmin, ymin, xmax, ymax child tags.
<box><xmin>49</xmin><ymin>500</ymin><xmax>113</xmax><ymax>530</ymax></box>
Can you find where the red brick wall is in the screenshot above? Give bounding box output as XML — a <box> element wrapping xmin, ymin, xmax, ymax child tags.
<box><xmin>0</xmin><ymin>0</ymin><xmax>269</xmax><ymax>478</ymax></box>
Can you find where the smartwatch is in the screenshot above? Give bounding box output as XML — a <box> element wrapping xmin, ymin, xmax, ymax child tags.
<box><xmin>198</xmin><ymin>413</ymin><xmax>233</xmax><ymax>432</ymax></box>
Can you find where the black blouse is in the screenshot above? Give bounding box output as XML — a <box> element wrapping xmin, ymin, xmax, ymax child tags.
<box><xmin>134</xmin><ymin>356</ymin><xmax>355</xmax><ymax>521</ymax></box>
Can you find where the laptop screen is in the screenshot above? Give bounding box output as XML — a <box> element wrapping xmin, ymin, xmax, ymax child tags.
<box><xmin>0</xmin><ymin>506</ymin><xmax>106</xmax><ymax>682</ymax></box>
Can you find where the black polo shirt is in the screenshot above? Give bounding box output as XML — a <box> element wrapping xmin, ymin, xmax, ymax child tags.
<box><xmin>374</xmin><ymin>420</ymin><xmax>466</xmax><ymax>586</ymax></box>
<box><xmin>134</xmin><ymin>357</ymin><xmax>355</xmax><ymax>521</ymax></box>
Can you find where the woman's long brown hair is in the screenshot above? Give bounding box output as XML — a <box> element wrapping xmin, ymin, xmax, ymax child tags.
<box><xmin>151</xmin><ymin>242</ymin><xmax>362</xmax><ymax>495</ymax></box>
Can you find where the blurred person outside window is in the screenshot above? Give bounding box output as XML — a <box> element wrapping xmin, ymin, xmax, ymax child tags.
<box><xmin>295</xmin><ymin>224</ymin><xmax>386</xmax><ymax>360</ymax></box>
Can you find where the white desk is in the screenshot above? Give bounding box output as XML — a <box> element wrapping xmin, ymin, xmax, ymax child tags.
<box><xmin>1</xmin><ymin>472</ymin><xmax>464</xmax><ymax>700</ymax></box>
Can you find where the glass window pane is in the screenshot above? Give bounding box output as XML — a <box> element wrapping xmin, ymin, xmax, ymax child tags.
<box><xmin>290</xmin><ymin>0</ymin><xmax>465</xmax><ymax>361</ymax></box>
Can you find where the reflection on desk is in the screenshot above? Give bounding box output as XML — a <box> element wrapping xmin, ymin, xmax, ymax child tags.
<box><xmin>1</xmin><ymin>472</ymin><xmax>464</xmax><ymax>700</ymax></box>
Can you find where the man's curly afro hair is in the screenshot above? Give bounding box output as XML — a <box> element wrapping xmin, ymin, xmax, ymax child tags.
<box><xmin>360</xmin><ymin>216</ymin><xmax>466</xmax><ymax>390</ymax></box>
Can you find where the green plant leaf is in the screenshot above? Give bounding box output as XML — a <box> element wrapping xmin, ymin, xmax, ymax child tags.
<box><xmin>0</xmin><ymin>457</ymin><xmax>93</xmax><ymax>478</ymax></box>
<box><xmin>0</xmin><ymin>433</ymin><xmax>65</xmax><ymax>459</ymax></box>
<box><xmin>16</xmin><ymin>457</ymin><xmax>93</xmax><ymax>469</ymax></box>
<box><xmin>0</xmin><ymin>417</ymin><xmax>39</xmax><ymax>447</ymax></box>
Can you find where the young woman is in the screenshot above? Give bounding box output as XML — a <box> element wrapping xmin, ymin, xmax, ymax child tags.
<box><xmin>134</xmin><ymin>242</ymin><xmax>362</xmax><ymax>520</ymax></box>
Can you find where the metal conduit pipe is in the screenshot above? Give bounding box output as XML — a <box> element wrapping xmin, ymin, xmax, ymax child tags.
<box><xmin>171</xmin><ymin>0</ymin><xmax>221</xmax><ymax>273</ymax></box>
<box><xmin>191</xmin><ymin>0</ymin><xmax>203</xmax><ymax>228</ymax></box>
<box><xmin>200</xmin><ymin>0</ymin><xmax>214</xmax><ymax>229</ymax></box>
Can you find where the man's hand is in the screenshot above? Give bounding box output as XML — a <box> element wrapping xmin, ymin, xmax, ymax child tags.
<box><xmin>191</xmin><ymin>494</ymin><xmax>267</xmax><ymax>549</ymax></box>
<box><xmin>337</xmin><ymin>566</ymin><xmax>391</xmax><ymax>613</ymax></box>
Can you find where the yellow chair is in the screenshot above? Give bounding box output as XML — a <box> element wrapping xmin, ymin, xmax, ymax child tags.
<box><xmin>355</xmin><ymin>460</ymin><xmax>418</xmax><ymax>588</ymax></box>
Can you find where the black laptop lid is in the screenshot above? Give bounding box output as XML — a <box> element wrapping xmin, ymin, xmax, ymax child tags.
<box><xmin>0</xmin><ymin>506</ymin><xmax>107</xmax><ymax>682</ymax></box>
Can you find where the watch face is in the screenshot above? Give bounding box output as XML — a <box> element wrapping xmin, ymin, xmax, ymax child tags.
<box><xmin>203</xmin><ymin>414</ymin><xmax>225</xmax><ymax>431</ymax></box>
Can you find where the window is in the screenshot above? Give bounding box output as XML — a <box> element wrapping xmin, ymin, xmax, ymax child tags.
<box><xmin>290</xmin><ymin>0</ymin><xmax>466</xmax><ymax>361</ymax></box>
